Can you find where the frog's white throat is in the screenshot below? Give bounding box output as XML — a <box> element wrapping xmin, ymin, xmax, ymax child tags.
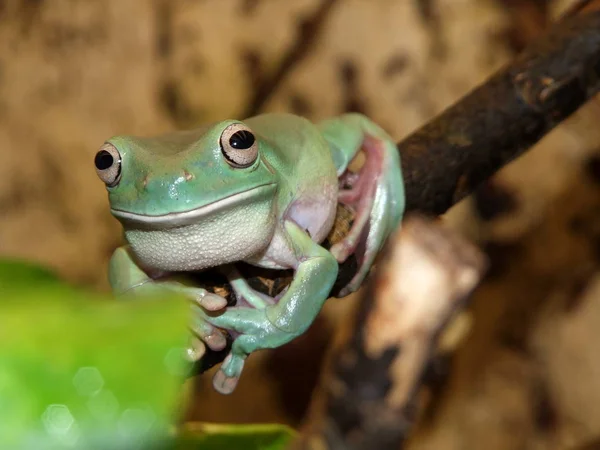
<box><xmin>117</xmin><ymin>183</ymin><xmax>278</xmax><ymax>272</ymax></box>
<box><xmin>111</xmin><ymin>183</ymin><xmax>277</xmax><ymax>229</ymax></box>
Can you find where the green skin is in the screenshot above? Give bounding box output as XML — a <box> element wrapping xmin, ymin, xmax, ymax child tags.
<box><xmin>97</xmin><ymin>113</ymin><xmax>404</xmax><ymax>394</ymax></box>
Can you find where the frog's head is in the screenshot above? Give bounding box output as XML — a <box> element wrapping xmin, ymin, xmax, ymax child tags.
<box><xmin>94</xmin><ymin>120</ymin><xmax>278</xmax><ymax>271</ymax></box>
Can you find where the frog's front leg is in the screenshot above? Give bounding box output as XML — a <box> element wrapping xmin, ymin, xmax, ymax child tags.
<box><xmin>319</xmin><ymin>113</ymin><xmax>405</xmax><ymax>296</ymax></box>
<box><xmin>108</xmin><ymin>245</ymin><xmax>229</xmax><ymax>352</ymax></box>
<box><xmin>199</xmin><ymin>221</ymin><xmax>338</xmax><ymax>394</ymax></box>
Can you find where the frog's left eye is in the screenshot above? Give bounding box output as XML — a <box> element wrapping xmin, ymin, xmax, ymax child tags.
<box><xmin>220</xmin><ymin>123</ymin><xmax>258</xmax><ymax>168</ymax></box>
<box><xmin>94</xmin><ymin>143</ymin><xmax>122</xmax><ymax>187</ymax></box>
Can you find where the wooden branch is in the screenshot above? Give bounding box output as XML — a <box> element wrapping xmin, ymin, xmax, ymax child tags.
<box><xmin>401</xmin><ymin>4</ymin><xmax>600</xmax><ymax>215</ymax></box>
<box><xmin>289</xmin><ymin>216</ymin><xmax>486</xmax><ymax>450</ymax></box>
<box><xmin>194</xmin><ymin>2</ymin><xmax>600</xmax><ymax>372</ymax></box>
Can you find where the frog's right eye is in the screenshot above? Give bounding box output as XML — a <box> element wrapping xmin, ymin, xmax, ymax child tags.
<box><xmin>94</xmin><ymin>143</ymin><xmax>122</xmax><ymax>187</ymax></box>
<box><xmin>220</xmin><ymin>123</ymin><xmax>259</xmax><ymax>168</ymax></box>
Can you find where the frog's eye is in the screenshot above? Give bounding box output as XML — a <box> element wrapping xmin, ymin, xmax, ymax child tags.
<box><xmin>94</xmin><ymin>143</ymin><xmax>122</xmax><ymax>187</ymax></box>
<box><xmin>220</xmin><ymin>123</ymin><xmax>258</xmax><ymax>168</ymax></box>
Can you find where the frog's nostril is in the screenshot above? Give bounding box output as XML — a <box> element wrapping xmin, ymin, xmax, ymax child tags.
<box><xmin>142</xmin><ymin>174</ymin><xmax>150</xmax><ymax>189</ymax></box>
<box><xmin>183</xmin><ymin>170</ymin><xmax>194</xmax><ymax>181</ymax></box>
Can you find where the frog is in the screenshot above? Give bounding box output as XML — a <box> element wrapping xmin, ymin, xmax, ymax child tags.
<box><xmin>94</xmin><ymin>112</ymin><xmax>405</xmax><ymax>394</ymax></box>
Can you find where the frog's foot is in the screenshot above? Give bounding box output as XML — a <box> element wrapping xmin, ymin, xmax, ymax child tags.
<box><xmin>209</xmin><ymin>268</ymin><xmax>280</xmax><ymax>393</ymax></box>
<box><xmin>330</xmin><ymin>135</ymin><xmax>403</xmax><ymax>296</ymax></box>
<box><xmin>159</xmin><ymin>283</ymin><xmax>230</xmax><ymax>351</ymax></box>
<box><xmin>212</xmin><ymin>355</ymin><xmax>241</xmax><ymax>394</ymax></box>
<box><xmin>189</xmin><ymin>303</ymin><xmax>229</xmax><ymax>352</ymax></box>
<box><xmin>206</xmin><ymin>310</ymin><xmax>289</xmax><ymax>395</ymax></box>
<box><xmin>212</xmin><ymin>349</ymin><xmax>247</xmax><ymax>394</ymax></box>
<box><xmin>182</xmin><ymin>269</ymin><xmax>272</xmax><ymax>393</ymax></box>
<box><xmin>207</xmin><ymin>226</ymin><xmax>337</xmax><ymax>394</ymax></box>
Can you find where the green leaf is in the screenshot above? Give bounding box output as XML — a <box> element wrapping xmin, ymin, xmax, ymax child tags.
<box><xmin>0</xmin><ymin>260</ymin><xmax>192</xmax><ymax>450</ymax></box>
<box><xmin>0</xmin><ymin>258</ymin><xmax>62</xmax><ymax>290</ymax></box>
<box><xmin>174</xmin><ymin>423</ymin><xmax>296</xmax><ymax>450</ymax></box>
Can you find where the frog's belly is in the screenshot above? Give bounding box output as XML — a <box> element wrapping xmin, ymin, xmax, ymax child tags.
<box><xmin>124</xmin><ymin>199</ymin><xmax>277</xmax><ymax>272</ymax></box>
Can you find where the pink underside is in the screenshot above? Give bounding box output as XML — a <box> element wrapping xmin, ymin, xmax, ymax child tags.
<box><xmin>334</xmin><ymin>135</ymin><xmax>385</xmax><ymax>266</ymax></box>
<box><xmin>285</xmin><ymin>183</ymin><xmax>337</xmax><ymax>244</ymax></box>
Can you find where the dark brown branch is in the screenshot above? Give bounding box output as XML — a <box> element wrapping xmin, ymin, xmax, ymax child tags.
<box><xmin>289</xmin><ymin>216</ymin><xmax>486</xmax><ymax>450</ymax></box>
<box><xmin>563</xmin><ymin>0</ymin><xmax>600</xmax><ymax>18</ymax></box>
<box><xmin>401</xmin><ymin>5</ymin><xmax>600</xmax><ymax>215</ymax></box>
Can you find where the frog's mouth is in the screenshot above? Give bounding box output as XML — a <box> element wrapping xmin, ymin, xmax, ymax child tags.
<box><xmin>110</xmin><ymin>183</ymin><xmax>277</xmax><ymax>228</ymax></box>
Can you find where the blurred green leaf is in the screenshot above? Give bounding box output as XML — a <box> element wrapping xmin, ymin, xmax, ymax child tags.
<box><xmin>0</xmin><ymin>258</ymin><xmax>62</xmax><ymax>291</ymax></box>
<box><xmin>175</xmin><ymin>423</ymin><xmax>296</xmax><ymax>450</ymax></box>
<box><xmin>0</xmin><ymin>260</ymin><xmax>192</xmax><ymax>450</ymax></box>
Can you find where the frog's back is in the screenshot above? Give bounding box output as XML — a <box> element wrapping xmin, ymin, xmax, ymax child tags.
<box><xmin>245</xmin><ymin>113</ymin><xmax>334</xmax><ymax>177</ymax></box>
<box><xmin>245</xmin><ymin>113</ymin><xmax>338</xmax><ymax>242</ymax></box>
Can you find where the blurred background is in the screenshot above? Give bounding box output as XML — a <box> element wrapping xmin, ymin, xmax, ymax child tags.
<box><xmin>2</xmin><ymin>0</ymin><xmax>600</xmax><ymax>448</ymax></box>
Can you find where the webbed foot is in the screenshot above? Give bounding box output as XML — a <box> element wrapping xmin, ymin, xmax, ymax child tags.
<box><xmin>193</xmin><ymin>302</ymin><xmax>290</xmax><ymax>394</ymax></box>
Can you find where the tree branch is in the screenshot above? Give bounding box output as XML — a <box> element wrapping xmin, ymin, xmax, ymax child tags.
<box><xmin>401</xmin><ymin>5</ymin><xmax>600</xmax><ymax>215</ymax></box>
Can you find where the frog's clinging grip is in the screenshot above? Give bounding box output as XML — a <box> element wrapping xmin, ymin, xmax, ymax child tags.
<box><xmin>97</xmin><ymin>112</ymin><xmax>404</xmax><ymax>394</ymax></box>
<box><xmin>199</xmin><ymin>222</ymin><xmax>338</xmax><ymax>394</ymax></box>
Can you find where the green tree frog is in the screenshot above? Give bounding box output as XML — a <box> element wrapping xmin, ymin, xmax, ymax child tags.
<box><xmin>94</xmin><ymin>113</ymin><xmax>404</xmax><ymax>394</ymax></box>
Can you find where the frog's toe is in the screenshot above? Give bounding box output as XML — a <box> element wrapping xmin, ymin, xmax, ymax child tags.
<box><xmin>202</xmin><ymin>332</ymin><xmax>228</xmax><ymax>351</ymax></box>
<box><xmin>212</xmin><ymin>369</ymin><xmax>240</xmax><ymax>395</ymax></box>
<box><xmin>196</xmin><ymin>292</ymin><xmax>228</xmax><ymax>311</ymax></box>
<box><xmin>185</xmin><ymin>336</ymin><xmax>206</xmax><ymax>362</ymax></box>
<box><xmin>213</xmin><ymin>353</ymin><xmax>245</xmax><ymax>394</ymax></box>
<box><xmin>189</xmin><ymin>311</ymin><xmax>228</xmax><ymax>351</ymax></box>
<box><xmin>338</xmin><ymin>268</ymin><xmax>369</xmax><ymax>297</ymax></box>
<box><xmin>330</xmin><ymin>239</ymin><xmax>355</xmax><ymax>263</ymax></box>
<box><xmin>175</xmin><ymin>284</ymin><xmax>228</xmax><ymax>311</ymax></box>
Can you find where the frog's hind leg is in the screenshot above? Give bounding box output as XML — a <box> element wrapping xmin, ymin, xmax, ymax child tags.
<box><xmin>333</xmin><ymin>135</ymin><xmax>384</xmax><ymax>261</ymax></box>
<box><xmin>333</xmin><ymin>136</ymin><xmax>402</xmax><ymax>296</ymax></box>
<box><xmin>319</xmin><ymin>114</ymin><xmax>405</xmax><ymax>297</ymax></box>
